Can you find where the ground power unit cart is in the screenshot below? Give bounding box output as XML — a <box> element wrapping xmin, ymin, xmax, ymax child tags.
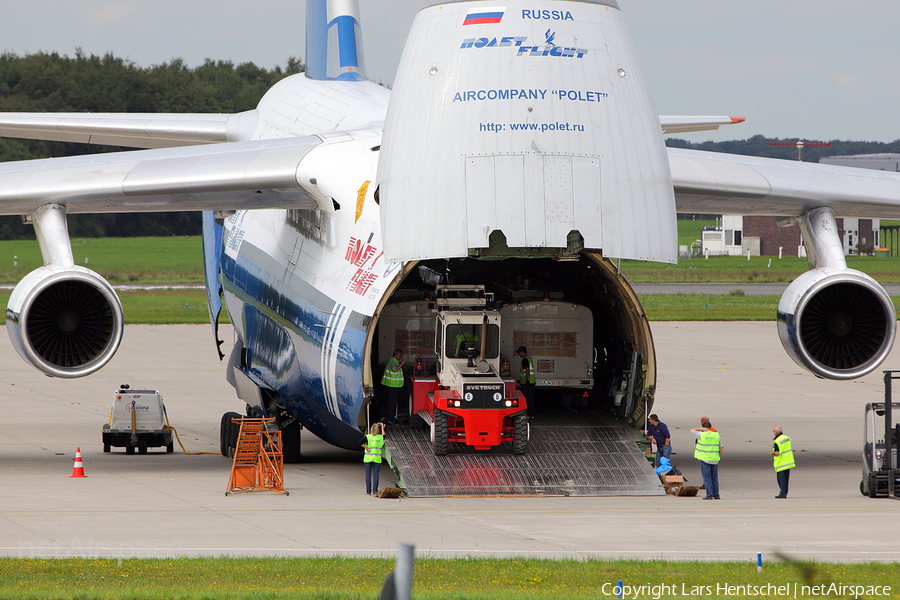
<box><xmin>102</xmin><ymin>387</ymin><xmax>174</xmax><ymax>454</ymax></box>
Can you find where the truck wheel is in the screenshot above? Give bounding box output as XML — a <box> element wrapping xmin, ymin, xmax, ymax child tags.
<box><xmin>166</xmin><ymin>442</ymin><xmax>174</xmax><ymax>453</ymax></box>
<box><xmin>408</xmin><ymin>392</ymin><xmax>424</xmax><ymax>428</ymax></box>
<box><xmin>138</xmin><ymin>439</ymin><xmax>148</xmax><ymax>454</ymax></box>
<box><xmin>103</xmin><ymin>443</ymin><xmax>110</xmax><ymax>453</ymax></box>
<box><xmin>433</xmin><ymin>409</ymin><xmax>449</xmax><ymax>456</ymax></box>
<box><xmin>126</xmin><ymin>442</ymin><xmax>134</xmax><ymax>455</ymax></box>
<box><xmin>513</xmin><ymin>414</ymin><xmax>528</xmax><ymax>455</ymax></box>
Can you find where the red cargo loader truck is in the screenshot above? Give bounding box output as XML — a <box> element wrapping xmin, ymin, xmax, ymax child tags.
<box><xmin>410</xmin><ymin>285</ymin><xmax>529</xmax><ymax>455</ymax></box>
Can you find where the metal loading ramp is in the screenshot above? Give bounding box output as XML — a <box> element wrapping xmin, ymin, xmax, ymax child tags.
<box><xmin>384</xmin><ymin>412</ymin><xmax>666</xmax><ymax>497</ymax></box>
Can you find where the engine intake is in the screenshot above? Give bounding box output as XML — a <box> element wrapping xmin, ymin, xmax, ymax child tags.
<box><xmin>6</xmin><ymin>266</ymin><xmax>124</xmax><ymax>378</ymax></box>
<box><xmin>777</xmin><ymin>268</ymin><xmax>896</xmax><ymax>380</ymax></box>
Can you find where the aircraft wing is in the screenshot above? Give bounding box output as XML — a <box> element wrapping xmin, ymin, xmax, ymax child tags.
<box><xmin>0</xmin><ymin>136</ymin><xmax>330</xmax><ymax>215</ymax></box>
<box><xmin>660</xmin><ymin>115</ymin><xmax>745</xmax><ymax>134</ymax></box>
<box><xmin>0</xmin><ymin>111</ymin><xmax>258</xmax><ymax>148</ymax></box>
<box><xmin>669</xmin><ymin>147</ymin><xmax>900</xmax><ymax>219</ymax></box>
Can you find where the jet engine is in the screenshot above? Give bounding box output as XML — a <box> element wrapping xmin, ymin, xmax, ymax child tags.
<box><xmin>777</xmin><ymin>268</ymin><xmax>896</xmax><ymax>380</ymax></box>
<box><xmin>6</xmin><ymin>265</ymin><xmax>124</xmax><ymax>378</ymax></box>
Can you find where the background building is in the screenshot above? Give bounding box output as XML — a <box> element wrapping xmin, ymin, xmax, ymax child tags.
<box><xmin>697</xmin><ymin>153</ymin><xmax>898</xmax><ymax>257</ymax></box>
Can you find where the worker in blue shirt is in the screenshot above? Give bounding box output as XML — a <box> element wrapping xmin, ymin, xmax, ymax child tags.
<box><xmin>643</xmin><ymin>413</ymin><xmax>672</xmax><ymax>467</ymax></box>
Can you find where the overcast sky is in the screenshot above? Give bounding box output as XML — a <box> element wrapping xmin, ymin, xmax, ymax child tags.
<box><xmin>4</xmin><ymin>1</ymin><xmax>899</xmax><ymax>143</ymax></box>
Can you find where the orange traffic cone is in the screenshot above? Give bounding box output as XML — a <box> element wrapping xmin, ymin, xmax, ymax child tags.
<box><xmin>70</xmin><ymin>447</ymin><xmax>87</xmax><ymax>478</ymax></box>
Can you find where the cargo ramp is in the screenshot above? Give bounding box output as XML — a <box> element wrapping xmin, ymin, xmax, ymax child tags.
<box><xmin>383</xmin><ymin>412</ymin><xmax>665</xmax><ymax>497</ymax></box>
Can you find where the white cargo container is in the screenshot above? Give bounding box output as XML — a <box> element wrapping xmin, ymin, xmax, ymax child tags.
<box><xmin>376</xmin><ymin>299</ymin><xmax>437</xmax><ymax>373</ymax></box>
<box><xmin>500</xmin><ymin>302</ymin><xmax>594</xmax><ymax>390</ymax></box>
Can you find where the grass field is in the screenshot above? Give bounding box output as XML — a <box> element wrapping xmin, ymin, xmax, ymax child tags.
<box><xmin>676</xmin><ymin>217</ymin><xmax>716</xmax><ymax>249</ymax></box>
<box><xmin>0</xmin><ymin>557</ymin><xmax>896</xmax><ymax>600</ymax></box>
<box><xmin>619</xmin><ymin>255</ymin><xmax>900</xmax><ymax>283</ymax></box>
<box><xmin>0</xmin><ymin>237</ymin><xmax>204</xmax><ymax>283</ymax></box>
<box><xmin>2</xmin><ymin>235</ymin><xmax>900</xmax><ymax>323</ymax></box>
<box><xmin>0</xmin><ymin>290</ymin><xmax>229</xmax><ymax>325</ymax></box>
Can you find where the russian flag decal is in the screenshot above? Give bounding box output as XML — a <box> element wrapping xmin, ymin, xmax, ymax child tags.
<box><xmin>463</xmin><ymin>6</ymin><xmax>505</xmax><ymax>25</ymax></box>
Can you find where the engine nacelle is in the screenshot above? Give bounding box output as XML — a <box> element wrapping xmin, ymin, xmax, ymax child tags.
<box><xmin>777</xmin><ymin>268</ymin><xmax>896</xmax><ymax>380</ymax></box>
<box><xmin>6</xmin><ymin>266</ymin><xmax>124</xmax><ymax>378</ymax></box>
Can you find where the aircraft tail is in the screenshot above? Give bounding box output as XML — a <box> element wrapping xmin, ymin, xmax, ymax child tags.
<box><xmin>306</xmin><ymin>0</ymin><xmax>367</xmax><ymax>81</ymax></box>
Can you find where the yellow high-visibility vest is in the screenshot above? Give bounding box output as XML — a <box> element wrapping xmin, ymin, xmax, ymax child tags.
<box><xmin>520</xmin><ymin>355</ymin><xmax>535</xmax><ymax>385</ymax></box>
<box><xmin>381</xmin><ymin>357</ymin><xmax>404</xmax><ymax>388</ymax></box>
<box><xmin>773</xmin><ymin>434</ymin><xmax>795</xmax><ymax>472</ymax></box>
<box><xmin>694</xmin><ymin>430</ymin><xmax>720</xmax><ymax>462</ymax></box>
<box><xmin>364</xmin><ymin>434</ymin><xmax>384</xmax><ymax>463</ymax></box>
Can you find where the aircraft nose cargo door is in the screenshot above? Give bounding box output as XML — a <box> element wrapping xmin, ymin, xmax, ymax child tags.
<box><xmin>378</xmin><ymin>0</ymin><xmax>677</xmax><ymax>264</ymax></box>
<box><xmin>464</xmin><ymin>154</ymin><xmax>601</xmax><ymax>250</ymax></box>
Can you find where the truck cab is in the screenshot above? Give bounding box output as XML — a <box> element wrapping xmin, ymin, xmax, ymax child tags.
<box><xmin>411</xmin><ymin>285</ymin><xmax>528</xmax><ymax>455</ymax></box>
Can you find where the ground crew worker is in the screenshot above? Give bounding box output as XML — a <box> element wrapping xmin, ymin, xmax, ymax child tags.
<box><xmin>360</xmin><ymin>422</ymin><xmax>385</xmax><ymax>496</ymax></box>
<box><xmin>770</xmin><ymin>426</ymin><xmax>795</xmax><ymax>498</ymax></box>
<box><xmin>643</xmin><ymin>414</ymin><xmax>672</xmax><ymax>467</ymax></box>
<box><xmin>516</xmin><ymin>346</ymin><xmax>536</xmax><ymax>417</ymax></box>
<box><xmin>454</xmin><ymin>331</ymin><xmax>478</xmax><ymax>357</ymax></box>
<box><xmin>381</xmin><ymin>349</ymin><xmax>405</xmax><ymax>423</ymax></box>
<box><xmin>691</xmin><ymin>417</ymin><xmax>722</xmax><ymax>499</ymax></box>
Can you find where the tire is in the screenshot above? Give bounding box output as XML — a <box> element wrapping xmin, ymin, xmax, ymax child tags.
<box><xmin>869</xmin><ymin>474</ymin><xmax>879</xmax><ymax>498</ymax></box>
<box><xmin>126</xmin><ymin>442</ymin><xmax>134</xmax><ymax>455</ymax></box>
<box><xmin>408</xmin><ymin>393</ymin><xmax>425</xmax><ymax>428</ymax></box>
<box><xmin>221</xmin><ymin>411</ymin><xmax>241</xmax><ymax>458</ymax></box>
<box><xmin>219</xmin><ymin>413</ymin><xmax>231</xmax><ymax>457</ymax></box>
<box><xmin>433</xmin><ymin>409</ymin><xmax>449</xmax><ymax>456</ymax></box>
<box><xmin>513</xmin><ymin>413</ymin><xmax>528</xmax><ymax>455</ymax></box>
<box><xmin>409</xmin><ymin>392</ymin><xmax>428</xmax><ymax>429</ymax></box>
<box><xmin>282</xmin><ymin>421</ymin><xmax>302</xmax><ymax>464</ymax></box>
<box><xmin>166</xmin><ymin>442</ymin><xmax>174</xmax><ymax>454</ymax></box>
<box><xmin>407</xmin><ymin>392</ymin><xmax>423</xmax><ymax>427</ymax></box>
<box><xmin>138</xmin><ymin>438</ymin><xmax>147</xmax><ymax>454</ymax></box>
<box><xmin>103</xmin><ymin>443</ymin><xmax>110</xmax><ymax>453</ymax></box>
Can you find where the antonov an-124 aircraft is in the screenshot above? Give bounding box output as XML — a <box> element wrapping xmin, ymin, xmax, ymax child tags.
<box><xmin>1</xmin><ymin>0</ymin><xmax>900</xmax><ymax>461</ymax></box>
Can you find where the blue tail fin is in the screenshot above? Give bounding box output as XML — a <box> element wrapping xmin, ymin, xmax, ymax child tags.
<box><xmin>306</xmin><ymin>0</ymin><xmax>367</xmax><ymax>81</ymax></box>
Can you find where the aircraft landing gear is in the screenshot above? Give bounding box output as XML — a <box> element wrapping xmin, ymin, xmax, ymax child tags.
<box><xmin>220</xmin><ymin>411</ymin><xmax>301</xmax><ymax>463</ymax></box>
<box><xmin>220</xmin><ymin>411</ymin><xmax>242</xmax><ymax>458</ymax></box>
<box><xmin>282</xmin><ymin>421</ymin><xmax>302</xmax><ymax>464</ymax></box>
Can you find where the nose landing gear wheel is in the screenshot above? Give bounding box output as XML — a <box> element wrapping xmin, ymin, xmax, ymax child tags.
<box><xmin>220</xmin><ymin>411</ymin><xmax>242</xmax><ymax>458</ymax></box>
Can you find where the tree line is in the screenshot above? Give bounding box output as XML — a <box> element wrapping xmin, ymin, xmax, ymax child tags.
<box><xmin>666</xmin><ymin>135</ymin><xmax>900</xmax><ymax>164</ymax></box>
<box><xmin>0</xmin><ymin>51</ymin><xmax>302</xmax><ymax>240</ymax></box>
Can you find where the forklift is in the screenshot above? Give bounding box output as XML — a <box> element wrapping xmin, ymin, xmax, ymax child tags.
<box><xmin>860</xmin><ymin>371</ymin><xmax>900</xmax><ymax>498</ymax></box>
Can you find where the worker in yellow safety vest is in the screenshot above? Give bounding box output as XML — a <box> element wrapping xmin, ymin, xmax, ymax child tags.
<box><xmin>770</xmin><ymin>426</ymin><xmax>795</xmax><ymax>498</ymax></box>
<box><xmin>691</xmin><ymin>417</ymin><xmax>722</xmax><ymax>499</ymax></box>
<box><xmin>516</xmin><ymin>346</ymin><xmax>536</xmax><ymax>417</ymax></box>
<box><xmin>454</xmin><ymin>332</ymin><xmax>478</xmax><ymax>357</ymax></box>
<box><xmin>360</xmin><ymin>422</ymin><xmax>385</xmax><ymax>496</ymax></box>
<box><xmin>381</xmin><ymin>349</ymin><xmax>405</xmax><ymax>423</ymax></box>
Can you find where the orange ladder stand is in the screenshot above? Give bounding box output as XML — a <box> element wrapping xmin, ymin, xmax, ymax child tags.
<box><xmin>225</xmin><ymin>417</ymin><xmax>289</xmax><ymax>496</ymax></box>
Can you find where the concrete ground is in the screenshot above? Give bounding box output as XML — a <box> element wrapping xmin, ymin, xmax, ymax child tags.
<box><xmin>0</xmin><ymin>323</ymin><xmax>898</xmax><ymax>562</ymax></box>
